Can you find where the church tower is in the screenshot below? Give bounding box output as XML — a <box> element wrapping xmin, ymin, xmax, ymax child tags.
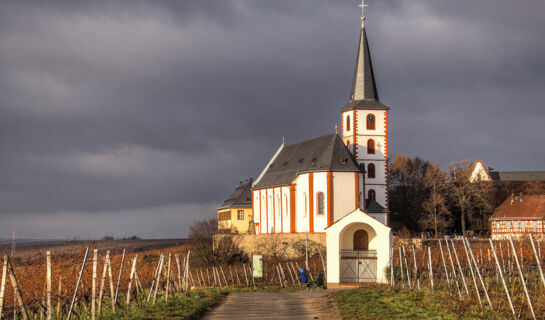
<box><xmin>341</xmin><ymin>8</ymin><xmax>389</xmax><ymax>224</ymax></box>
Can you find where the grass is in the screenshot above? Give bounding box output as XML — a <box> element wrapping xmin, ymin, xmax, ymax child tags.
<box><xmin>332</xmin><ymin>285</ymin><xmax>506</xmax><ymax>320</ymax></box>
<box><xmin>98</xmin><ymin>288</ymin><xmax>230</xmax><ymax>320</ymax></box>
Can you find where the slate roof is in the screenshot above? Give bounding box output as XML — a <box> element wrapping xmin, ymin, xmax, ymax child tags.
<box><xmin>489</xmin><ymin>171</ymin><xmax>545</xmax><ymax>182</ymax></box>
<box><xmin>218</xmin><ymin>178</ymin><xmax>253</xmax><ymax>210</ymax></box>
<box><xmin>490</xmin><ymin>195</ymin><xmax>545</xmax><ymax>220</ymax></box>
<box><xmin>253</xmin><ymin>134</ymin><xmax>362</xmax><ymax>189</ymax></box>
<box><xmin>365</xmin><ymin>199</ymin><xmax>386</xmax><ymax>213</ymax></box>
<box><xmin>341</xmin><ymin>22</ymin><xmax>389</xmax><ymax>112</ymax></box>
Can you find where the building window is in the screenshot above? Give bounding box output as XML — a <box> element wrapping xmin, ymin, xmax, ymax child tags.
<box><xmin>505</xmin><ymin>221</ymin><xmax>511</xmax><ymax>229</ymax></box>
<box><xmin>367</xmin><ymin>114</ymin><xmax>375</xmax><ymax>130</ymax></box>
<box><xmin>495</xmin><ymin>222</ymin><xmax>500</xmax><ymax>230</ymax></box>
<box><xmin>238</xmin><ymin>210</ymin><xmax>244</xmax><ymax>220</ymax></box>
<box><xmin>368</xmin><ymin>189</ymin><xmax>376</xmax><ymax>200</ymax></box>
<box><xmin>513</xmin><ymin>221</ymin><xmax>519</xmax><ymax>229</ymax></box>
<box><xmin>521</xmin><ymin>221</ymin><xmax>527</xmax><ymax>229</ymax></box>
<box><xmin>276</xmin><ymin>195</ymin><xmax>281</xmax><ymax>218</ymax></box>
<box><xmin>284</xmin><ymin>194</ymin><xmax>288</xmax><ymax>217</ymax></box>
<box><xmin>367</xmin><ymin>163</ymin><xmax>375</xmax><ymax>178</ymax></box>
<box><xmin>317</xmin><ymin>192</ymin><xmax>325</xmax><ymax>215</ymax></box>
<box><xmin>367</xmin><ymin>139</ymin><xmax>375</xmax><ymax>154</ymax></box>
<box><xmin>303</xmin><ymin>192</ymin><xmax>308</xmax><ymax>217</ymax></box>
<box><xmin>219</xmin><ymin>211</ymin><xmax>230</xmax><ymax>221</ymax></box>
<box><xmin>346</xmin><ymin>115</ymin><xmax>350</xmax><ymax>131</ymax></box>
<box><xmin>532</xmin><ymin>221</ymin><xmax>538</xmax><ymax>229</ymax></box>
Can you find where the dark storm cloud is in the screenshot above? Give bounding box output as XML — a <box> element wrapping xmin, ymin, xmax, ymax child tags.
<box><xmin>1</xmin><ymin>0</ymin><xmax>544</xmax><ymax>238</ymax></box>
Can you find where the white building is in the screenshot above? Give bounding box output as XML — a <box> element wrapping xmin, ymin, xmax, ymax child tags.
<box><xmin>252</xmin><ymin>8</ymin><xmax>389</xmax><ymax>235</ymax></box>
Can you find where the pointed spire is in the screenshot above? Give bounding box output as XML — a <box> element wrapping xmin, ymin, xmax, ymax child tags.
<box><xmin>350</xmin><ymin>21</ymin><xmax>379</xmax><ymax>101</ymax></box>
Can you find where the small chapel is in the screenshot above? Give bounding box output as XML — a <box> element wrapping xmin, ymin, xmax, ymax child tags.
<box><xmin>252</xmin><ymin>7</ymin><xmax>389</xmax><ymax>235</ymax></box>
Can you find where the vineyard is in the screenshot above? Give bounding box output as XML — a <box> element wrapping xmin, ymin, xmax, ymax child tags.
<box><xmin>391</xmin><ymin>235</ymin><xmax>545</xmax><ymax>320</ymax></box>
<box><xmin>0</xmin><ymin>243</ymin><xmax>325</xmax><ymax>320</ymax></box>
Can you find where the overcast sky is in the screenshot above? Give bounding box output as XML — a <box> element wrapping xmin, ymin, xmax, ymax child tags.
<box><xmin>1</xmin><ymin>0</ymin><xmax>544</xmax><ymax>239</ymax></box>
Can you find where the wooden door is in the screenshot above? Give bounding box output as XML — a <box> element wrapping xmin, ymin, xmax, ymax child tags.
<box><xmin>353</xmin><ymin>230</ymin><xmax>368</xmax><ymax>251</ymax></box>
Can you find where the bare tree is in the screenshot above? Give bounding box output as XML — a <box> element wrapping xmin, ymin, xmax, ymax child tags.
<box><xmin>447</xmin><ymin>161</ymin><xmax>474</xmax><ymax>236</ymax></box>
<box><xmin>419</xmin><ymin>164</ymin><xmax>451</xmax><ymax>237</ymax></box>
<box><xmin>389</xmin><ymin>154</ymin><xmax>431</xmax><ymax>232</ymax></box>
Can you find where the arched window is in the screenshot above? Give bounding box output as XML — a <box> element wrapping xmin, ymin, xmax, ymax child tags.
<box><xmin>276</xmin><ymin>195</ymin><xmax>280</xmax><ymax>218</ymax></box>
<box><xmin>317</xmin><ymin>192</ymin><xmax>325</xmax><ymax>215</ymax></box>
<box><xmin>368</xmin><ymin>189</ymin><xmax>376</xmax><ymax>200</ymax></box>
<box><xmin>346</xmin><ymin>115</ymin><xmax>351</xmax><ymax>131</ymax></box>
<box><xmin>303</xmin><ymin>192</ymin><xmax>308</xmax><ymax>217</ymax></box>
<box><xmin>367</xmin><ymin>139</ymin><xmax>375</xmax><ymax>154</ymax></box>
<box><xmin>346</xmin><ymin>140</ymin><xmax>350</xmax><ymax>146</ymax></box>
<box><xmin>366</xmin><ymin>114</ymin><xmax>375</xmax><ymax>130</ymax></box>
<box><xmin>353</xmin><ymin>229</ymin><xmax>369</xmax><ymax>251</ymax></box>
<box><xmin>284</xmin><ymin>194</ymin><xmax>288</xmax><ymax>217</ymax></box>
<box><xmin>367</xmin><ymin>163</ymin><xmax>375</xmax><ymax>178</ymax></box>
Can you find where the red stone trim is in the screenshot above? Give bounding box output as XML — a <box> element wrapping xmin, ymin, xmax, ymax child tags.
<box><xmin>327</xmin><ymin>171</ymin><xmax>333</xmax><ymax>227</ymax></box>
<box><xmin>309</xmin><ymin>173</ymin><xmax>314</xmax><ymax>233</ymax></box>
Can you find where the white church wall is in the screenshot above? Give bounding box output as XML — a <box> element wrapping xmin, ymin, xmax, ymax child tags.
<box><xmin>364</xmin><ymin>160</ymin><xmax>387</xmax><ymax>183</ymax></box>
<box><xmin>295</xmin><ymin>173</ymin><xmax>310</xmax><ymax>233</ymax></box>
<box><xmin>253</xmin><ymin>191</ymin><xmax>261</xmax><ymax>233</ymax></box>
<box><xmin>355</xmin><ymin>135</ymin><xmax>386</xmax><ymax>161</ymax></box>
<box><xmin>332</xmin><ymin>172</ymin><xmax>357</xmax><ymax>222</ymax></box>
<box><xmin>267</xmin><ymin>189</ymin><xmax>274</xmax><ymax>234</ymax></box>
<box><xmin>312</xmin><ymin>172</ymin><xmax>328</xmax><ymax>233</ymax></box>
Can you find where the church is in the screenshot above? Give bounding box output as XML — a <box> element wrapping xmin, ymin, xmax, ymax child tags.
<box><xmin>252</xmin><ymin>9</ymin><xmax>389</xmax><ymax>235</ymax></box>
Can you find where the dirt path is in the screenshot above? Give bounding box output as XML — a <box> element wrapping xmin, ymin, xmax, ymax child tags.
<box><xmin>202</xmin><ymin>291</ymin><xmax>341</xmax><ymax>320</ymax></box>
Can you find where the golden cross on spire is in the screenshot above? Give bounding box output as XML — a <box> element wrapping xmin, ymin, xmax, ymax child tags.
<box><xmin>359</xmin><ymin>0</ymin><xmax>368</xmax><ymax>22</ymax></box>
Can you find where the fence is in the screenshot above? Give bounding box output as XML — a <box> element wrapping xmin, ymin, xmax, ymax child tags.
<box><xmin>0</xmin><ymin>246</ymin><xmax>325</xmax><ymax>319</ymax></box>
<box><xmin>391</xmin><ymin>234</ymin><xmax>545</xmax><ymax>319</ymax></box>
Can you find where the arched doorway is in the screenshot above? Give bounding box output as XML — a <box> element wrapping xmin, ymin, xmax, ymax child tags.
<box><xmin>353</xmin><ymin>229</ymin><xmax>369</xmax><ymax>251</ymax></box>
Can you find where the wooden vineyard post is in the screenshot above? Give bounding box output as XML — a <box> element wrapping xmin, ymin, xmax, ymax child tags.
<box><xmin>45</xmin><ymin>251</ymin><xmax>52</xmax><ymax>320</ymax></box>
<box><xmin>461</xmin><ymin>238</ymin><xmax>482</xmax><ymax>308</ymax></box>
<box><xmin>146</xmin><ymin>253</ymin><xmax>163</xmax><ymax>304</ymax></box>
<box><xmin>249</xmin><ymin>265</ymin><xmax>255</xmax><ymax>288</ymax></box>
<box><xmin>438</xmin><ymin>239</ymin><xmax>450</xmax><ymax>286</ymax></box>
<box><xmin>0</xmin><ymin>256</ymin><xmax>7</xmax><ymax>319</ymax></box>
<box><xmin>509</xmin><ymin>236</ymin><xmax>536</xmax><ymax>320</ymax></box>
<box><xmin>401</xmin><ymin>247</ymin><xmax>411</xmax><ymax>287</ymax></box>
<box><xmin>107</xmin><ymin>254</ymin><xmax>116</xmax><ymax>313</ymax></box>
<box><xmin>97</xmin><ymin>250</ymin><xmax>110</xmax><ymax>315</ymax></box>
<box><xmin>489</xmin><ymin>239</ymin><xmax>516</xmax><ymax>318</ymax></box>
<box><xmin>126</xmin><ymin>255</ymin><xmax>138</xmax><ymax>307</ymax></box>
<box><xmin>276</xmin><ymin>265</ymin><xmax>284</xmax><ymax>287</ymax></box>
<box><xmin>113</xmin><ymin>249</ymin><xmax>126</xmax><ymax>309</ymax></box>
<box><xmin>152</xmin><ymin>254</ymin><xmax>165</xmax><ymax>305</ymax></box>
<box><xmin>56</xmin><ymin>278</ymin><xmax>62</xmax><ymax>318</ymax></box>
<box><xmin>529</xmin><ymin>234</ymin><xmax>545</xmax><ymax>289</ymax></box>
<box><xmin>450</xmin><ymin>239</ymin><xmax>469</xmax><ymax>296</ymax></box>
<box><xmin>398</xmin><ymin>248</ymin><xmax>404</xmax><ymax>285</ymax></box>
<box><xmin>242</xmin><ymin>264</ymin><xmax>250</xmax><ymax>286</ymax></box>
<box><xmin>165</xmin><ymin>254</ymin><xmax>171</xmax><ymax>301</ymax></box>
<box><xmin>219</xmin><ymin>266</ymin><xmax>228</xmax><ymax>287</ymax></box>
<box><xmin>175</xmin><ymin>254</ymin><xmax>182</xmax><ymax>292</ymax></box>
<box><xmin>92</xmin><ymin>249</ymin><xmax>97</xmax><ymax>320</ymax></box>
<box><xmin>445</xmin><ymin>238</ymin><xmax>462</xmax><ymax>300</ymax></box>
<box><xmin>233</xmin><ymin>265</ymin><xmax>241</xmax><ymax>286</ymax></box>
<box><xmin>67</xmin><ymin>247</ymin><xmax>89</xmax><ymax>320</ymax></box>
<box><xmin>427</xmin><ymin>247</ymin><xmax>433</xmax><ymax>289</ymax></box>
<box><xmin>411</xmin><ymin>245</ymin><xmax>420</xmax><ymax>290</ymax></box>
<box><xmin>464</xmin><ymin>238</ymin><xmax>492</xmax><ymax>309</ymax></box>
<box><xmin>279</xmin><ymin>264</ymin><xmax>288</xmax><ymax>287</ymax></box>
<box><xmin>7</xmin><ymin>256</ymin><xmax>30</xmax><ymax>320</ymax></box>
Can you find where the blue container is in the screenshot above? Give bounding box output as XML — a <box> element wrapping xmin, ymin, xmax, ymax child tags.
<box><xmin>299</xmin><ymin>267</ymin><xmax>308</xmax><ymax>283</ymax></box>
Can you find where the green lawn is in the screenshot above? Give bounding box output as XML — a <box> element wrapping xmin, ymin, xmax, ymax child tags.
<box><xmin>332</xmin><ymin>285</ymin><xmax>504</xmax><ymax>320</ymax></box>
<box><xmin>98</xmin><ymin>288</ymin><xmax>230</xmax><ymax>320</ymax></box>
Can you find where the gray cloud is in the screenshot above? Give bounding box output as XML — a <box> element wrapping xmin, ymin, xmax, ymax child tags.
<box><xmin>1</xmin><ymin>0</ymin><xmax>544</xmax><ymax>238</ymax></box>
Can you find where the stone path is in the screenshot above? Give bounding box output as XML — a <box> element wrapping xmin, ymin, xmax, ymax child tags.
<box><xmin>202</xmin><ymin>291</ymin><xmax>342</xmax><ymax>320</ymax></box>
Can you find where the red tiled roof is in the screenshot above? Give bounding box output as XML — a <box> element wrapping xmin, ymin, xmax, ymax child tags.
<box><xmin>491</xmin><ymin>195</ymin><xmax>545</xmax><ymax>220</ymax></box>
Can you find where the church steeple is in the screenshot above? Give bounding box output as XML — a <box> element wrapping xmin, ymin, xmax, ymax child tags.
<box><xmin>350</xmin><ymin>22</ymin><xmax>378</xmax><ymax>101</ymax></box>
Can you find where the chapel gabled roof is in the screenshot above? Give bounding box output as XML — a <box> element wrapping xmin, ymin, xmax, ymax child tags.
<box><xmin>218</xmin><ymin>178</ymin><xmax>253</xmax><ymax>210</ymax></box>
<box><xmin>252</xmin><ymin>134</ymin><xmax>362</xmax><ymax>189</ymax></box>
<box><xmin>341</xmin><ymin>21</ymin><xmax>389</xmax><ymax>112</ymax></box>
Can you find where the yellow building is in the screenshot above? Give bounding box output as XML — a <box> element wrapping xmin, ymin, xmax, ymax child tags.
<box><xmin>217</xmin><ymin>178</ymin><xmax>253</xmax><ymax>234</ymax></box>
